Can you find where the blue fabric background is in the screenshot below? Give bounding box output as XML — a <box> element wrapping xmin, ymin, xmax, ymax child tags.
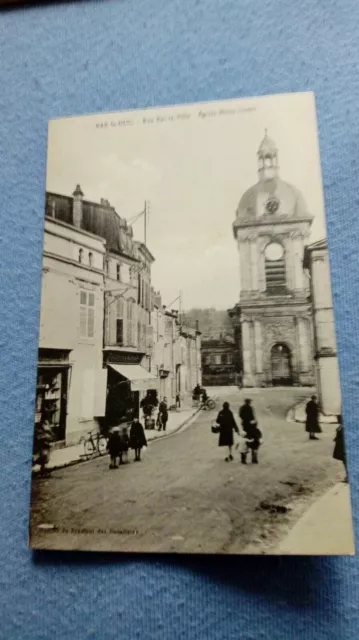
<box><xmin>1</xmin><ymin>0</ymin><xmax>359</xmax><ymax>638</ymax></box>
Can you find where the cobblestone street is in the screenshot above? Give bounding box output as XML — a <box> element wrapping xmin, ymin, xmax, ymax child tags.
<box><xmin>30</xmin><ymin>387</ymin><xmax>343</xmax><ymax>553</ymax></box>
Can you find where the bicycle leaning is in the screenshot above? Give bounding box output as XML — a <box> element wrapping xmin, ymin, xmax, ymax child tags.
<box><xmin>80</xmin><ymin>430</ymin><xmax>108</xmax><ymax>460</ymax></box>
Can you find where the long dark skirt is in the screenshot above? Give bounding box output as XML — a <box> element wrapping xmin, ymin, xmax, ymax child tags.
<box><xmin>219</xmin><ymin>425</ymin><xmax>234</xmax><ymax>447</ymax></box>
<box><xmin>305</xmin><ymin>419</ymin><xmax>322</xmax><ymax>434</ymax></box>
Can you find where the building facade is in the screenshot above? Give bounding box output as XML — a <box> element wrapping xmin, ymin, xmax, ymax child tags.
<box><xmin>45</xmin><ymin>187</ymin><xmax>159</xmax><ymax>431</ymax></box>
<box><xmin>230</xmin><ymin>131</ymin><xmax>315</xmax><ymax>387</ymax></box>
<box><xmin>37</xmin><ymin>215</ymin><xmax>107</xmax><ymax>446</ymax></box>
<box><xmin>150</xmin><ymin>291</ymin><xmax>202</xmax><ymax>405</ymax></box>
<box><xmin>201</xmin><ymin>336</ymin><xmax>237</xmax><ymax>386</ymax></box>
<box><xmin>303</xmin><ymin>239</ymin><xmax>341</xmax><ymax>415</ymax></box>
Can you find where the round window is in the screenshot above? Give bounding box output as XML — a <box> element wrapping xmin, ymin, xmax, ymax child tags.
<box><xmin>265</xmin><ymin>242</ymin><xmax>284</xmax><ymax>261</ymax></box>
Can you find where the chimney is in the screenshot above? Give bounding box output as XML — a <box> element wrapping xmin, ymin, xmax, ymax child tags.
<box><xmin>72</xmin><ymin>184</ymin><xmax>84</xmax><ymax>228</ymax></box>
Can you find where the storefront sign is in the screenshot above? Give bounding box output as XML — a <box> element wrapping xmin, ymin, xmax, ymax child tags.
<box><xmin>106</xmin><ymin>351</ymin><xmax>143</xmax><ymax>365</ymax></box>
<box><xmin>38</xmin><ymin>348</ymin><xmax>71</xmax><ymax>366</ymax></box>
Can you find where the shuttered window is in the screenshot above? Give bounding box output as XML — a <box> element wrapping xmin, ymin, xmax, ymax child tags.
<box><xmin>80</xmin><ymin>290</ymin><xmax>95</xmax><ymax>338</ymax></box>
<box><xmin>265</xmin><ymin>242</ymin><xmax>286</xmax><ymax>294</ymax></box>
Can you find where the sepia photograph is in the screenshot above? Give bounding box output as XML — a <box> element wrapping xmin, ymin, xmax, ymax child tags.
<box><xmin>29</xmin><ymin>92</ymin><xmax>355</xmax><ymax>554</ymax></box>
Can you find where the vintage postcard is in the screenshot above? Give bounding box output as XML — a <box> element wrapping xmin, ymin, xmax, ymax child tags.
<box><xmin>29</xmin><ymin>92</ymin><xmax>355</xmax><ymax>554</ymax></box>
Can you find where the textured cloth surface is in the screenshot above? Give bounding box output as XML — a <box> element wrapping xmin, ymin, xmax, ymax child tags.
<box><xmin>0</xmin><ymin>1</ymin><xmax>359</xmax><ymax>638</ymax></box>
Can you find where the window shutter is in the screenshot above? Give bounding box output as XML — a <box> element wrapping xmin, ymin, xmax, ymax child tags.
<box><xmin>116</xmin><ymin>319</ymin><xmax>124</xmax><ymax>345</ymax></box>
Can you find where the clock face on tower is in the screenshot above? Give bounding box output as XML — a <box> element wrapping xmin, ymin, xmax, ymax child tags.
<box><xmin>265</xmin><ymin>196</ymin><xmax>280</xmax><ymax>215</ymax></box>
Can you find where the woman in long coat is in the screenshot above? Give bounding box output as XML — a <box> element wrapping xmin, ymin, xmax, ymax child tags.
<box><xmin>333</xmin><ymin>415</ymin><xmax>348</xmax><ymax>482</ymax></box>
<box><xmin>216</xmin><ymin>402</ymin><xmax>239</xmax><ymax>462</ymax></box>
<box><xmin>130</xmin><ymin>418</ymin><xmax>147</xmax><ymax>461</ymax></box>
<box><xmin>305</xmin><ymin>395</ymin><xmax>322</xmax><ymax>440</ymax></box>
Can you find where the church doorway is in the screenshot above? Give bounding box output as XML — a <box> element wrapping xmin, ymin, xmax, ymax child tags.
<box><xmin>271</xmin><ymin>343</ymin><xmax>293</xmax><ymax>386</ymax></box>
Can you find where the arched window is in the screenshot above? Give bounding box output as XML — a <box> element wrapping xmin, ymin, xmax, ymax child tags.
<box><xmin>264</xmin><ymin>241</ymin><xmax>286</xmax><ymax>294</ymax></box>
<box><xmin>88</xmin><ymin>252</ymin><xmax>93</xmax><ymax>267</ymax></box>
<box><xmin>78</xmin><ymin>248</ymin><xmax>83</xmax><ymax>264</ymax></box>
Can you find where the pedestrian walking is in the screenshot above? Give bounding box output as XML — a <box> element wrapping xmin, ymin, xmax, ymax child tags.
<box><xmin>333</xmin><ymin>414</ymin><xmax>348</xmax><ymax>482</ymax></box>
<box><xmin>176</xmin><ymin>393</ymin><xmax>181</xmax><ymax>409</ymax></box>
<box><xmin>118</xmin><ymin>426</ymin><xmax>130</xmax><ymax>464</ymax></box>
<box><xmin>239</xmin><ymin>398</ymin><xmax>255</xmax><ymax>431</ymax></box>
<box><xmin>107</xmin><ymin>426</ymin><xmax>121</xmax><ymax>469</ymax></box>
<box><xmin>305</xmin><ymin>395</ymin><xmax>322</xmax><ymax>440</ymax></box>
<box><xmin>215</xmin><ymin>402</ymin><xmax>239</xmax><ymax>462</ymax></box>
<box><xmin>130</xmin><ymin>417</ymin><xmax>147</xmax><ymax>461</ymax></box>
<box><xmin>158</xmin><ymin>397</ymin><xmax>168</xmax><ymax>431</ymax></box>
<box><xmin>241</xmin><ymin>422</ymin><xmax>262</xmax><ymax>464</ymax></box>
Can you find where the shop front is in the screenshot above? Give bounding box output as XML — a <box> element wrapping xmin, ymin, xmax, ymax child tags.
<box><xmin>104</xmin><ymin>349</ymin><xmax>160</xmax><ymax>427</ymax></box>
<box><xmin>35</xmin><ymin>348</ymin><xmax>72</xmax><ymax>443</ymax></box>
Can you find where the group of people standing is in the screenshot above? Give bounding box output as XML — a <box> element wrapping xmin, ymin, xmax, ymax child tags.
<box><xmin>107</xmin><ymin>417</ymin><xmax>147</xmax><ymax>468</ymax></box>
<box><xmin>140</xmin><ymin>391</ymin><xmax>169</xmax><ymax>431</ymax></box>
<box><xmin>215</xmin><ymin>398</ymin><xmax>262</xmax><ymax>464</ymax></box>
<box><xmin>214</xmin><ymin>394</ymin><xmax>348</xmax><ymax>481</ymax></box>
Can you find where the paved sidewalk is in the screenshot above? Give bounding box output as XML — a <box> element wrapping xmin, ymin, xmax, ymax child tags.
<box><xmin>277</xmin><ymin>483</ymin><xmax>355</xmax><ymax>555</ymax></box>
<box><xmin>32</xmin><ymin>404</ymin><xmax>201</xmax><ymax>473</ymax></box>
<box><xmin>287</xmin><ymin>399</ymin><xmax>338</xmax><ymax>424</ymax></box>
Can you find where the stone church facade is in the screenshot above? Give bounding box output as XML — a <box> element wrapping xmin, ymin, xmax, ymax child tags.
<box><xmin>229</xmin><ymin>131</ymin><xmax>315</xmax><ymax>387</ymax></box>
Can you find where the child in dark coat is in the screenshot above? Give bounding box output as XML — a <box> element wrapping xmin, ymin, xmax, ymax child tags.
<box><xmin>107</xmin><ymin>427</ymin><xmax>121</xmax><ymax>469</ymax></box>
<box><xmin>130</xmin><ymin>418</ymin><xmax>147</xmax><ymax>461</ymax></box>
<box><xmin>242</xmin><ymin>421</ymin><xmax>262</xmax><ymax>464</ymax></box>
<box><xmin>118</xmin><ymin>426</ymin><xmax>130</xmax><ymax>464</ymax></box>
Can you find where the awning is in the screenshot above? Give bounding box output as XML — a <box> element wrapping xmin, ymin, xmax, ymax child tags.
<box><xmin>108</xmin><ymin>364</ymin><xmax>160</xmax><ymax>391</ymax></box>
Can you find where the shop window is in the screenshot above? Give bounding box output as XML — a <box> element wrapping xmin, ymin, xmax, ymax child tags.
<box><xmin>36</xmin><ymin>369</ymin><xmax>67</xmax><ymax>442</ymax></box>
<box><xmin>80</xmin><ymin>290</ymin><xmax>95</xmax><ymax>338</ymax></box>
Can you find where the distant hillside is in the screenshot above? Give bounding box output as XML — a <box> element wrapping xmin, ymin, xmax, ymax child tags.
<box><xmin>183</xmin><ymin>308</ymin><xmax>234</xmax><ymax>340</ymax></box>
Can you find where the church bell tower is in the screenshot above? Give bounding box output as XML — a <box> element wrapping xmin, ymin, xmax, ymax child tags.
<box><xmin>229</xmin><ymin>131</ymin><xmax>315</xmax><ymax>388</ymax></box>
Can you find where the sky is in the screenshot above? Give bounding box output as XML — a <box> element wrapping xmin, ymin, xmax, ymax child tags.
<box><xmin>47</xmin><ymin>92</ymin><xmax>326</xmax><ymax>310</ymax></box>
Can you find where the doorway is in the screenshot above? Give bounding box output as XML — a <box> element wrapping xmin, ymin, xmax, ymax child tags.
<box><xmin>271</xmin><ymin>343</ymin><xmax>293</xmax><ymax>386</ymax></box>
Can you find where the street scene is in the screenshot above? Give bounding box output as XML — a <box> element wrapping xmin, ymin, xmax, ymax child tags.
<box><xmin>30</xmin><ymin>387</ymin><xmax>349</xmax><ymax>553</ymax></box>
<box><xmin>29</xmin><ymin>93</ymin><xmax>355</xmax><ymax>554</ymax></box>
